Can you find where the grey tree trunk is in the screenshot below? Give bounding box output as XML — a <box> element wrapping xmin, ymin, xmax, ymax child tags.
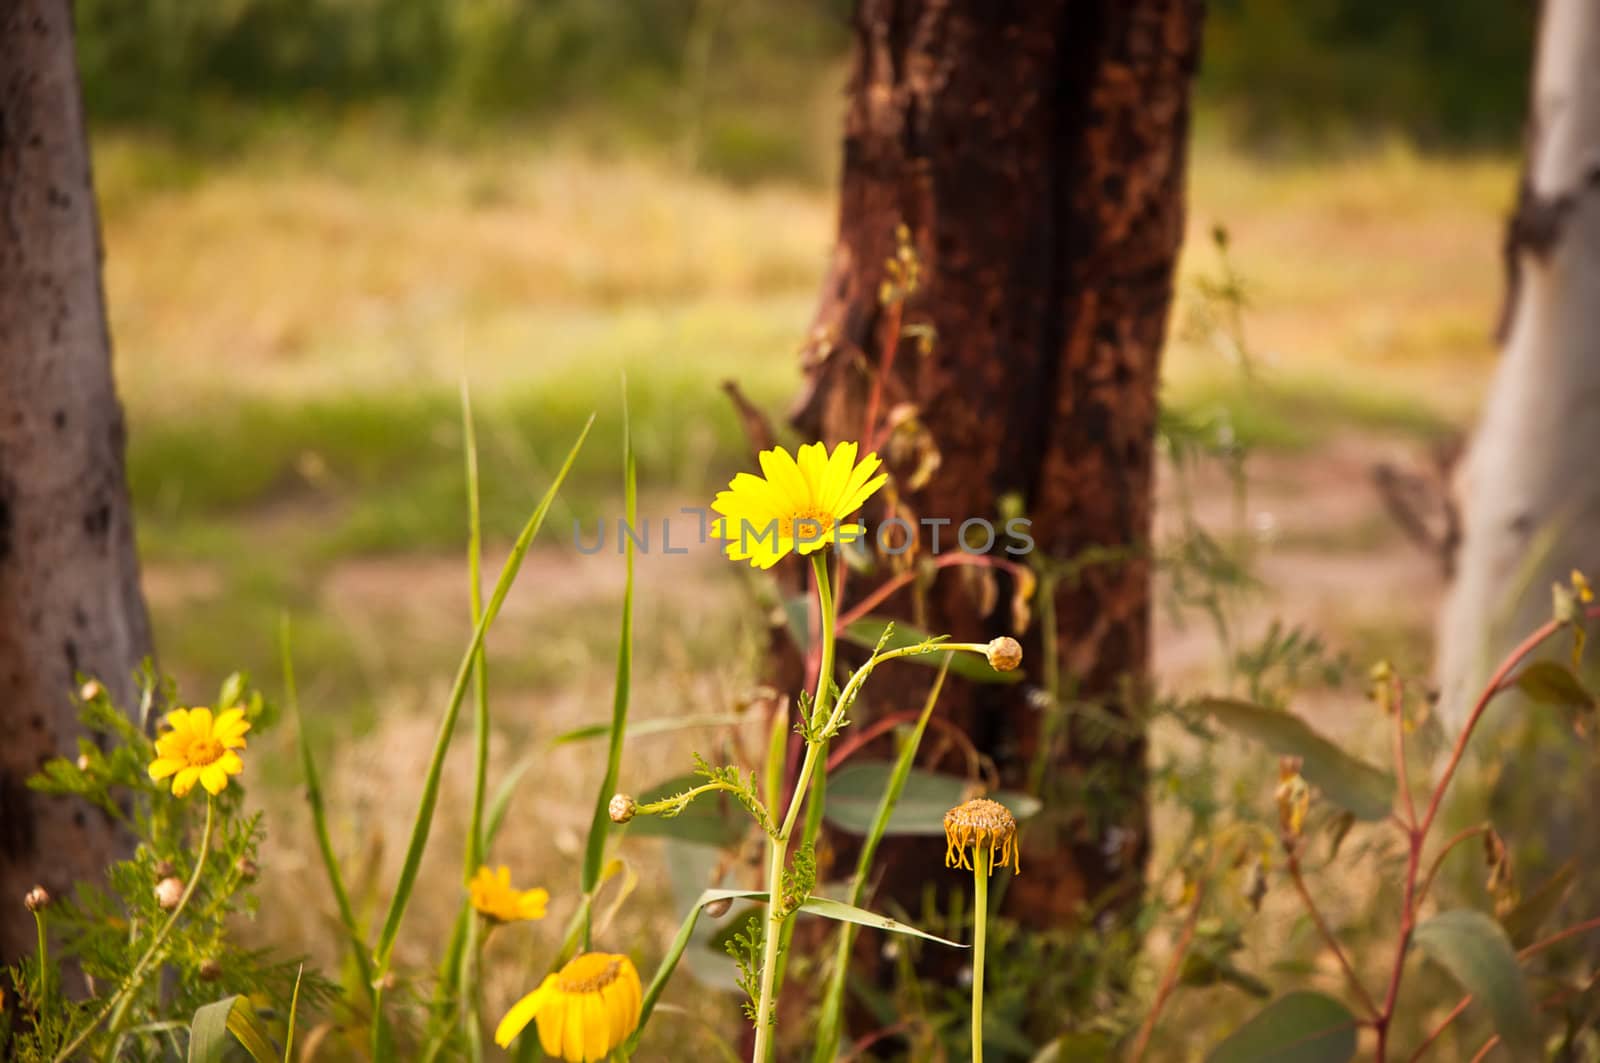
<box><xmin>1</xmin><ymin>0</ymin><xmax>154</xmax><ymax>962</ymax></box>
<box><xmin>1438</xmin><ymin>0</ymin><xmax>1600</xmax><ymax>732</ymax></box>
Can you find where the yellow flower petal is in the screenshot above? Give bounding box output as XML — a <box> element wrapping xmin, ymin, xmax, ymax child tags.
<box><xmin>188</xmin><ymin>707</ymin><xmax>213</xmax><ymax>735</ymax></box>
<box><xmin>560</xmin><ymin>994</ymin><xmax>586</xmax><ymax>1062</ymax></box>
<box><xmin>148</xmin><ymin>757</ymin><xmax>182</xmax><ymax>780</ymax></box>
<box><xmin>172</xmin><ymin>766</ymin><xmax>202</xmax><ymax>797</ymax></box>
<box><xmin>199</xmin><ymin>764</ymin><xmax>230</xmax><ymax>795</ymax></box>
<box><xmin>494</xmin><ymin>978</ymin><xmax>553</xmax><ymax>1048</ymax></box>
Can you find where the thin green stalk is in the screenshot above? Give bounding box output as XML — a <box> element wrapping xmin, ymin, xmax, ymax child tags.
<box><xmin>971</xmin><ymin>849</ymin><xmax>988</xmax><ymax>1063</ymax></box>
<box><xmin>579</xmin><ymin>389</ymin><xmax>636</xmax><ymax>949</ymax></box>
<box><xmin>370</xmin><ymin>416</ymin><xmax>592</xmax><ymax>1060</ymax></box>
<box><xmin>280</xmin><ymin>618</ymin><xmax>374</xmax><ymax>1000</ymax></box>
<box><xmin>56</xmin><ymin>799</ymin><xmax>215</xmax><ymax>1063</ymax></box>
<box><xmin>33</xmin><ymin>909</ymin><xmax>52</xmax><ymax>1037</ymax></box>
<box><xmin>751</xmin><ymin>552</ymin><xmax>835</xmax><ymax>1063</ymax></box>
<box><xmin>372</xmin><ymin>418</ymin><xmax>591</xmax><ymax>972</ymax></box>
<box><xmin>460</xmin><ymin>385</ymin><xmax>489</xmax><ymax>1063</ymax></box>
<box><xmin>811</xmin><ymin>655</ymin><xmax>953</xmax><ymax>1062</ymax></box>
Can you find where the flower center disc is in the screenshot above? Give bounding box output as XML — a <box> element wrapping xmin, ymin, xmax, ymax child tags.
<box><xmin>186</xmin><ymin>737</ymin><xmax>224</xmax><ymax>765</ymax></box>
<box><xmin>559</xmin><ymin>956</ymin><xmax>621</xmax><ymax>994</ymax></box>
<box><xmin>777</xmin><ymin>509</ymin><xmax>835</xmax><ymax>540</ymax></box>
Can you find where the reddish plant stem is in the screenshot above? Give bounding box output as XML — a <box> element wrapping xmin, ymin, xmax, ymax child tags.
<box><xmin>1414</xmin><ymin>824</ymin><xmax>1492</xmax><ymax>906</ymax></box>
<box><xmin>1392</xmin><ymin>675</ymin><xmax>1418</xmax><ymax>830</ymax></box>
<box><xmin>1373</xmin><ymin>610</ymin><xmax>1595</xmax><ymax>1061</ymax></box>
<box><xmin>1128</xmin><ymin>879</ymin><xmax>1207</xmax><ymax>1063</ymax></box>
<box><xmin>862</xmin><ymin>297</ymin><xmax>904</xmax><ymax>454</ymax></box>
<box><xmin>1286</xmin><ymin>847</ymin><xmax>1379</xmax><ymax>1018</ymax></box>
<box><xmin>825</xmin><ymin>710</ymin><xmax>981</xmax><ymax>774</ymax></box>
<box><xmin>835</xmin><ymin>553</ymin><xmax>1028</xmax><ymax>632</ymax></box>
<box><xmin>1408</xmin><ymin>915</ymin><xmax>1600</xmax><ymax>1060</ymax></box>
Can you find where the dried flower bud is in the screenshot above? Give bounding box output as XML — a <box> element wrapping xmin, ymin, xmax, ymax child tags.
<box><xmin>154</xmin><ymin>860</ymin><xmax>177</xmax><ymax>879</ymax></box>
<box><xmin>24</xmin><ymin>886</ymin><xmax>51</xmax><ymax>913</ymax></box>
<box><xmin>198</xmin><ymin>958</ymin><xmax>223</xmax><ymax>981</ymax></box>
<box><xmin>1275</xmin><ymin>758</ymin><xmax>1310</xmax><ymax>842</ymax></box>
<box><xmin>235</xmin><ymin>858</ymin><xmax>259</xmax><ymax>883</ymax></box>
<box><xmin>608</xmin><ymin>794</ymin><xmax>637</xmax><ymax>824</ymax></box>
<box><xmin>79</xmin><ymin>679</ymin><xmax>104</xmax><ymax>702</ymax></box>
<box><xmin>76</xmin><ymin>754</ymin><xmax>92</xmax><ymax>773</ymax></box>
<box><xmin>155</xmin><ymin>877</ymin><xmax>184</xmax><ymax>910</ymax></box>
<box><xmin>704</xmin><ymin>897</ymin><xmax>733</xmax><ymax>918</ymax></box>
<box><xmin>985</xmin><ymin>636</ymin><xmax>1023</xmax><ymax>673</ymax></box>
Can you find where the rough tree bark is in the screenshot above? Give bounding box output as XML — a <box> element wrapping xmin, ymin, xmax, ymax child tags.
<box><xmin>0</xmin><ymin>0</ymin><xmax>154</xmax><ymax>962</ymax></box>
<box><xmin>777</xmin><ymin>0</ymin><xmax>1202</xmax><ymax>1031</ymax></box>
<box><xmin>1438</xmin><ymin>0</ymin><xmax>1600</xmax><ymax>736</ymax></box>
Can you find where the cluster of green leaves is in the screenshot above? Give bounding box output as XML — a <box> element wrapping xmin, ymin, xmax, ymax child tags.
<box><xmin>4</xmin><ymin>672</ymin><xmax>334</xmax><ymax>1062</ymax></box>
<box><xmin>724</xmin><ymin>917</ymin><xmax>765</xmax><ymax>1024</ymax></box>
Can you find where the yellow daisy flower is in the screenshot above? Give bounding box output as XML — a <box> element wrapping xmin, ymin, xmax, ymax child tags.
<box><xmin>148</xmin><ymin>707</ymin><xmax>249</xmax><ymax>798</ymax></box>
<box><xmin>468</xmin><ymin>865</ymin><xmax>549</xmax><ymax>924</ymax></box>
<box><xmin>494</xmin><ymin>952</ymin><xmax>642</xmax><ymax>1061</ymax></box>
<box><xmin>709</xmin><ymin>441</ymin><xmax>888</xmax><ymax>569</ymax></box>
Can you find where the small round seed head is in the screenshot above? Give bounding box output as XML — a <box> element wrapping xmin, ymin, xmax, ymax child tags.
<box><xmin>198</xmin><ymin>958</ymin><xmax>223</xmax><ymax>981</ymax></box>
<box><xmin>704</xmin><ymin>896</ymin><xmax>733</xmax><ymax>918</ymax></box>
<box><xmin>235</xmin><ymin>857</ymin><xmax>259</xmax><ymax>883</ymax></box>
<box><xmin>24</xmin><ymin>886</ymin><xmax>51</xmax><ymax>913</ymax></box>
<box><xmin>608</xmin><ymin>794</ymin><xmax>637</xmax><ymax>824</ymax></box>
<box><xmin>79</xmin><ymin>679</ymin><xmax>104</xmax><ymax>702</ymax></box>
<box><xmin>75</xmin><ymin>753</ymin><xmax>92</xmax><ymax>772</ymax></box>
<box><xmin>154</xmin><ymin>877</ymin><xmax>184</xmax><ymax>910</ymax></box>
<box><xmin>943</xmin><ymin>797</ymin><xmax>1020</xmax><ymax>875</ymax></box>
<box><xmin>985</xmin><ymin>637</ymin><xmax>1023</xmax><ymax>673</ymax></box>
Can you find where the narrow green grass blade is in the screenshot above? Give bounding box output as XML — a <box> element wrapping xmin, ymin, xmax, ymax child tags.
<box><xmin>280</xmin><ymin>617</ymin><xmax>373</xmax><ymax>996</ymax></box>
<box><xmin>372</xmin><ymin>414</ymin><xmax>594</xmax><ymax>972</ymax></box>
<box><xmin>283</xmin><ymin>966</ymin><xmax>303</xmax><ymax>1063</ymax></box>
<box><xmin>626</xmin><ymin>889</ymin><xmax>763</xmax><ymax>1054</ymax></box>
<box><xmin>812</xmin><ymin>655</ymin><xmax>951</xmax><ymax>1063</ymax></box>
<box><xmin>458</xmin><ymin>383</ymin><xmax>490</xmax><ymax>1063</ymax></box>
<box><xmin>462</xmin><ymin>381</ymin><xmax>492</xmax><ymax>873</ymax></box>
<box><xmin>486</xmin><ymin>755</ymin><xmax>537</xmax><ymax>845</ymax></box>
<box><xmin>580</xmin><ymin>386</ymin><xmax>635</xmax><ymax>917</ymax></box>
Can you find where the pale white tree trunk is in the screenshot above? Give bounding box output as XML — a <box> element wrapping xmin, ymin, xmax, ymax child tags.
<box><xmin>1437</xmin><ymin>0</ymin><xmax>1600</xmax><ymax>735</ymax></box>
<box><xmin>0</xmin><ymin>0</ymin><xmax>154</xmax><ymax>961</ymax></box>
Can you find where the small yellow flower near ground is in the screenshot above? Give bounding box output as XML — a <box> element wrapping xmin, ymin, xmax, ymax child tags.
<box><xmin>468</xmin><ymin>865</ymin><xmax>549</xmax><ymax>924</ymax></box>
<box><xmin>148</xmin><ymin>707</ymin><xmax>249</xmax><ymax>797</ymax></box>
<box><xmin>943</xmin><ymin>797</ymin><xmax>1020</xmax><ymax>875</ymax></box>
<box><xmin>709</xmin><ymin>441</ymin><xmax>887</xmax><ymax>569</ymax></box>
<box><xmin>494</xmin><ymin>952</ymin><xmax>642</xmax><ymax>1061</ymax></box>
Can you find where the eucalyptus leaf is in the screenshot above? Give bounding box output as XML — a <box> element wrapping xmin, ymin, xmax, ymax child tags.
<box><xmin>1500</xmin><ymin>859</ymin><xmax>1577</xmax><ymax>948</ymax></box>
<box><xmin>1207</xmin><ymin>991</ymin><xmax>1358</xmax><ymax>1063</ymax></box>
<box><xmin>1194</xmin><ymin>698</ymin><xmax>1393</xmax><ymax>821</ymax></box>
<box><xmin>1413</xmin><ymin>909</ymin><xmax>1537</xmax><ymax>1058</ymax></box>
<box><xmin>1514</xmin><ymin>660</ymin><xmax>1595</xmax><ymax>710</ymax></box>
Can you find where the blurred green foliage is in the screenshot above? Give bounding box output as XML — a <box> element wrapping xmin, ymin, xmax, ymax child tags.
<box><xmin>74</xmin><ymin>0</ymin><xmax>1534</xmax><ymax>166</ymax></box>
<box><xmin>1203</xmin><ymin>0</ymin><xmax>1536</xmax><ymax>148</ymax></box>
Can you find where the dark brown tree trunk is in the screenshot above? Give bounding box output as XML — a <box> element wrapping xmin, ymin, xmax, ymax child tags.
<box><xmin>0</xmin><ymin>0</ymin><xmax>154</xmax><ymax>962</ymax></box>
<box><xmin>781</xmin><ymin>0</ymin><xmax>1202</xmax><ymax>1042</ymax></box>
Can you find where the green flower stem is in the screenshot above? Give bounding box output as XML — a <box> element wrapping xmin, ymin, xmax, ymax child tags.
<box><xmin>460</xmin><ymin>387</ymin><xmax>489</xmax><ymax>1063</ymax></box>
<box><xmin>750</xmin><ymin>552</ymin><xmax>836</xmax><ymax>1063</ymax></box>
<box><xmin>56</xmin><ymin>797</ymin><xmax>215</xmax><ymax>1063</ymax></box>
<box><xmin>637</xmin><ymin>781</ymin><xmax>771</xmax><ymax>831</ymax></box>
<box><xmin>971</xmin><ymin>848</ymin><xmax>989</xmax><ymax>1063</ymax></box>
<box><xmin>33</xmin><ymin>910</ymin><xmax>50</xmax><ymax>1019</ymax></box>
